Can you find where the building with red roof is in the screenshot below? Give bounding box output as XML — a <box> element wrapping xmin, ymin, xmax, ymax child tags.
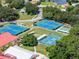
<box><xmin>0</xmin><ymin>55</ymin><xmax>12</xmax><ymax>59</ymax></box>
<box><xmin>0</xmin><ymin>32</ymin><xmax>18</xmax><ymax>47</ymax></box>
<box><xmin>0</xmin><ymin>53</ymin><xmax>16</xmax><ymax>59</ymax></box>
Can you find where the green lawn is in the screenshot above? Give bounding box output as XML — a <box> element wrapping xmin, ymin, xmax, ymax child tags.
<box><xmin>41</xmin><ymin>2</ymin><xmax>66</xmax><ymax>9</ymax></box>
<box><xmin>27</xmin><ymin>27</ymin><xmax>52</xmax><ymax>37</ymax></box>
<box><xmin>20</xmin><ymin>44</ymin><xmax>48</xmax><ymax>55</ymax></box>
<box><xmin>41</xmin><ymin>2</ymin><xmax>57</xmax><ymax>6</ymax></box>
<box><xmin>18</xmin><ymin>13</ymin><xmax>35</xmax><ymax>20</ymax></box>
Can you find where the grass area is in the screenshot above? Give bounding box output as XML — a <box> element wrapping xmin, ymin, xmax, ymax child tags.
<box><xmin>41</xmin><ymin>2</ymin><xmax>66</xmax><ymax>9</ymax></box>
<box><xmin>23</xmin><ymin>22</ymin><xmax>34</xmax><ymax>28</ymax></box>
<box><xmin>27</xmin><ymin>27</ymin><xmax>52</xmax><ymax>37</ymax></box>
<box><xmin>41</xmin><ymin>2</ymin><xmax>57</xmax><ymax>6</ymax></box>
<box><xmin>17</xmin><ymin>22</ymin><xmax>34</xmax><ymax>28</ymax></box>
<box><xmin>21</xmin><ymin>44</ymin><xmax>48</xmax><ymax>55</ymax></box>
<box><xmin>57</xmin><ymin>5</ymin><xmax>66</xmax><ymax>9</ymax></box>
<box><xmin>19</xmin><ymin>27</ymin><xmax>65</xmax><ymax>55</ymax></box>
<box><xmin>18</xmin><ymin>13</ymin><xmax>35</xmax><ymax>20</ymax></box>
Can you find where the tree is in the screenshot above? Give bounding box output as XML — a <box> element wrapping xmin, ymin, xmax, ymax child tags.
<box><xmin>47</xmin><ymin>24</ymin><xmax>79</xmax><ymax>59</ymax></box>
<box><xmin>43</xmin><ymin>6</ymin><xmax>62</xmax><ymax>20</ymax></box>
<box><xmin>41</xmin><ymin>0</ymin><xmax>45</xmax><ymax>2</ymax></box>
<box><xmin>66</xmin><ymin>6</ymin><xmax>75</xmax><ymax>13</ymax></box>
<box><xmin>70</xmin><ymin>23</ymin><xmax>79</xmax><ymax>35</ymax></box>
<box><xmin>5</xmin><ymin>0</ymin><xmax>13</xmax><ymax>3</ymax></box>
<box><xmin>25</xmin><ymin>2</ymin><xmax>39</xmax><ymax>15</ymax></box>
<box><xmin>47</xmin><ymin>35</ymin><xmax>79</xmax><ymax>59</ymax></box>
<box><xmin>67</xmin><ymin>0</ymin><xmax>79</xmax><ymax>5</ymax></box>
<box><xmin>5</xmin><ymin>0</ymin><xmax>25</xmax><ymax>9</ymax></box>
<box><xmin>21</xmin><ymin>34</ymin><xmax>38</xmax><ymax>53</ymax></box>
<box><xmin>0</xmin><ymin>6</ymin><xmax>19</xmax><ymax>22</ymax></box>
<box><xmin>43</xmin><ymin>6</ymin><xmax>79</xmax><ymax>25</ymax></box>
<box><xmin>66</xmin><ymin>6</ymin><xmax>79</xmax><ymax>15</ymax></box>
<box><xmin>0</xmin><ymin>0</ymin><xmax>2</xmax><ymax>6</ymax></box>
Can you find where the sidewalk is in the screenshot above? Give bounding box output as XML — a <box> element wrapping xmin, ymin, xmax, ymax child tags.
<box><xmin>36</xmin><ymin>53</ymin><xmax>49</xmax><ymax>59</ymax></box>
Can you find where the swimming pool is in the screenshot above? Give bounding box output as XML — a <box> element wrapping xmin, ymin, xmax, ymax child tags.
<box><xmin>39</xmin><ymin>33</ymin><xmax>63</xmax><ymax>45</ymax></box>
<box><xmin>0</xmin><ymin>24</ymin><xmax>29</xmax><ymax>35</ymax></box>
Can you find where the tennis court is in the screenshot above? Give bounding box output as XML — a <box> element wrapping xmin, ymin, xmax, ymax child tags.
<box><xmin>39</xmin><ymin>33</ymin><xmax>63</xmax><ymax>45</ymax></box>
<box><xmin>56</xmin><ymin>25</ymin><xmax>71</xmax><ymax>33</ymax></box>
<box><xmin>0</xmin><ymin>24</ymin><xmax>29</xmax><ymax>35</ymax></box>
<box><xmin>34</xmin><ymin>20</ymin><xmax>63</xmax><ymax>30</ymax></box>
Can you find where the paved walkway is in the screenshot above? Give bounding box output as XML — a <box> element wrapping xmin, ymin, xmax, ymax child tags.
<box><xmin>36</xmin><ymin>53</ymin><xmax>49</xmax><ymax>59</ymax></box>
<box><xmin>13</xmin><ymin>7</ymin><xmax>43</xmax><ymax>23</ymax></box>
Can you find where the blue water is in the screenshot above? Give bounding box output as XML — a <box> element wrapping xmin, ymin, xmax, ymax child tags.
<box><xmin>0</xmin><ymin>24</ymin><xmax>29</xmax><ymax>35</ymax></box>
<box><xmin>39</xmin><ymin>33</ymin><xmax>63</xmax><ymax>45</ymax></box>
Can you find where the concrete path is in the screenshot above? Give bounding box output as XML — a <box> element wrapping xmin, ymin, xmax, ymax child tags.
<box><xmin>36</xmin><ymin>53</ymin><xmax>49</xmax><ymax>59</ymax></box>
<box><xmin>14</xmin><ymin>7</ymin><xmax>43</xmax><ymax>23</ymax></box>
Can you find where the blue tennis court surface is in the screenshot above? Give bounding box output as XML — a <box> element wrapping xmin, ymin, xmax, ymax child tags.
<box><xmin>34</xmin><ymin>20</ymin><xmax>63</xmax><ymax>30</ymax></box>
<box><xmin>39</xmin><ymin>33</ymin><xmax>63</xmax><ymax>45</ymax></box>
<box><xmin>0</xmin><ymin>24</ymin><xmax>29</xmax><ymax>35</ymax></box>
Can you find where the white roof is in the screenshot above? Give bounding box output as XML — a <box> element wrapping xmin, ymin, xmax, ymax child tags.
<box><xmin>37</xmin><ymin>34</ymin><xmax>47</xmax><ymax>40</ymax></box>
<box><xmin>72</xmin><ymin>3</ymin><xmax>79</xmax><ymax>6</ymax></box>
<box><xmin>20</xmin><ymin>9</ymin><xmax>25</xmax><ymax>13</ymax></box>
<box><xmin>4</xmin><ymin>45</ymin><xmax>35</xmax><ymax>59</ymax></box>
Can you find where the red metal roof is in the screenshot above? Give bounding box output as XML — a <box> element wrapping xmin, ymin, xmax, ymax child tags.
<box><xmin>0</xmin><ymin>32</ymin><xmax>18</xmax><ymax>47</ymax></box>
<box><xmin>0</xmin><ymin>55</ymin><xmax>12</xmax><ymax>59</ymax></box>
